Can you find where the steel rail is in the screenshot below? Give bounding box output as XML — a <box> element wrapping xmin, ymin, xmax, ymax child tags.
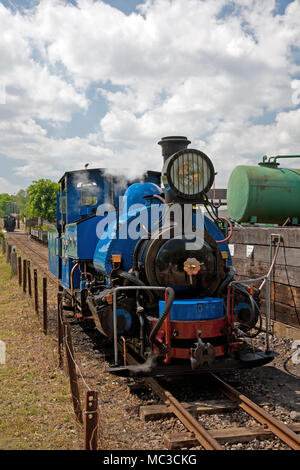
<box><xmin>6</xmin><ymin>233</ymin><xmax>58</xmax><ymax>285</ymax></box>
<box><xmin>124</xmin><ymin>350</ymin><xmax>222</xmax><ymax>450</ymax></box>
<box><xmin>211</xmin><ymin>373</ymin><xmax>300</xmax><ymax>450</ymax></box>
<box><xmin>8</xmin><ymin>233</ymin><xmax>48</xmax><ymax>262</ymax></box>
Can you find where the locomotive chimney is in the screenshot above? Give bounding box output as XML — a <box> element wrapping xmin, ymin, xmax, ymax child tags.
<box><xmin>158</xmin><ymin>136</ymin><xmax>191</xmax><ymax>162</ymax></box>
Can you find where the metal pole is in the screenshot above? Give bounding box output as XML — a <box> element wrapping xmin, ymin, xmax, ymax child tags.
<box><xmin>112</xmin><ymin>286</ymin><xmax>167</xmax><ymax>366</ymax></box>
<box><xmin>265</xmin><ymin>233</ymin><xmax>280</xmax><ymax>353</ymax></box>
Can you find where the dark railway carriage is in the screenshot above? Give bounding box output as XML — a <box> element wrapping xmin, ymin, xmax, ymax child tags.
<box><xmin>49</xmin><ymin>137</ymin><xmax>275</xmax><ymax>376</ymax></box>
<box><xmin>3</xmin><ymin>215</ymin><xmax>16</xmax><ymax>232</ymax></box>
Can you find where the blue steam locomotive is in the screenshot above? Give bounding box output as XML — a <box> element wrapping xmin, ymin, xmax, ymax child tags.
<box><xmin>49</xmin><ymin>136</ymin><xmax>274</xmax><ymax>376</ymax></box>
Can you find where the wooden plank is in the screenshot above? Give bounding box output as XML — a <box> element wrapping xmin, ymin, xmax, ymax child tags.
<box><xmin>236</xmin><ymin>278</ymin><xmax>300</xmax><ymax>310</ymax></box>
<box><xmin>270</xmin><ymin>319</ymin><xmax>300</xmax><ymax>340</ymax></box>
<box><xmin>235</xmin><ymin>274</ymin><xmax>300</xmax><ymax>310</ymax></box>
<box><xmin>140</xmin><ymin>400</ymin><xmax>237</xmax><ymax>422</ymax></box>
<box><xmin>140</xmin><ymin>404</ymin><xmax>173</xmax><ymax>421</ymax></box>
<box><xmin>231</xmin><ymin>244</ymin><xmax>300</xmax><ymax>267</ymax></box>
<box><xmin>231</xmin><ymin>227</ymin><xmax>300</xmax><ymax>247</ymax></box>
<box><xmin>261</xmin><ymin>318</ymin><xmax>300</xmax><ymax>340</ymax></box>
<box><xmin>260</xmin><ymin>299</ymin><xmax>300</xmax><ymax>329</ymax></box>
<box><xmin>232</xmin><ymin>258</ymin><xmax>300</xmax><ymax>287</ymax></box>
<box><xmin>181</xmin><ymin>400</ymin><xmax>238</xmax><ymax>414</ymax></box>
<box><xmin>234</xmin><ymin>274</ymin><xmax>300</xmax><ymax>332</ymax></box>
<box><xmin>164</xmin><ymin>424</ymin><xmax>300</xmax><ymax>449</ymax></box>
<box><xmin>269</xmin><ymin>283</ymin><xmax>300</xmax><ymax>308</ymax></box>
<box><xmin>164</xmin><ymin>432</ymin><xmax>197</xmax><ymax>449</ymax></box>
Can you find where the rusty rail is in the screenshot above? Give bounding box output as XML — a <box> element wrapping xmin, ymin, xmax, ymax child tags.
<box><xmin>124</xmin><ymin>351</ymin><xmax>222</xmax><ymax>450</ymax></box>
<box><xmin>211</xmin><ymin>373</ymin><xmax>300</xmax><ymax>450</ymax></box>
<box><xmin>6</xmin><ymin>233</ymin><xmax>58</xmax><ymax>285</ymax></box>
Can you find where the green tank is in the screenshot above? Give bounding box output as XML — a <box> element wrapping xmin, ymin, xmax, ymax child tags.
<box><xmin>227</xmin><ymin>155</ymin><xmax>300</xmax><ymax>224</ymax></box>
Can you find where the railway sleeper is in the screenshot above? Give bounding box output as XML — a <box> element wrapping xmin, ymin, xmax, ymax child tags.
<box><xmin>164</xmin><ymin>423</ymin><xmax>300</xmax><ymax>449</ymax></box>
<box><xmin>140</xmin><ymin>399</ymin><xmax>238</xmax><ymax>422</ymax></box>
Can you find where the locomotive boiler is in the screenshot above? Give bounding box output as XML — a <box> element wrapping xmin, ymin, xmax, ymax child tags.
<box><xmin>49</xmin><ymin>136</ymin><xmax>275</xmax><ymax>376</ymax></box>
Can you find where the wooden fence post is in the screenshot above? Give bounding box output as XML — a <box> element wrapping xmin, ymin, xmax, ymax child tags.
<box><xmin>18</xmin><ymin>256</ymin><xmax>22</xmax><ymax>286</ymax></box>
<box><xmin>84</xmin><ymin>390</ymin><xmax>98</xmax><ymax>450</ymax></box>
<box><xmin>6</xmin><ymin>243</ymin><xmax>11</xmax><ymax>264</ymax></box>
<box><xmin>23</xmin><ymin>259</ymin><xmax>27</xmax><ymax>293</ymax></box>
<box><xmin>1</xmin><ymin>238</ymin><xmax>6</xmax><ymax>255</ymax></box>
<box><xmin>43</xmin><ymin>277</ymin><xmax>47</xmax><ymax>335</ymax></box>
<box><xmin>34</xmin><ymin>269</ymin><xmax>38</xmax><ymax>314</ymax></box>
<box><xmin>27</xmin><ymin>261</ymin><xmax>32</xmax><ymax>297</ymax></box>
<box><xmin>64</xmin><ymin>322</ymin><xmax>83</xmax><ymax>424</ymax></box>
<box><xmin>10</xmin><ymin>248</ymin><xmax>17</xmax><ymax>275</ymax></box>
<box><xmin>57</xmin><ymin>292</ymin><xmax>63</xmax><ymax>368</ymax></box>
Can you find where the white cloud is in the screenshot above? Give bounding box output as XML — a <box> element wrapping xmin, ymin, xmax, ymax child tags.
<box><xmin>0</xmin><ymin>0</ymin><xmax>300</xmax><ymax>193</ymax></box>
<box><xmin>0</xmin><ymin>176</ymin><xmax>20</xmax><ymax>194</ymax></box>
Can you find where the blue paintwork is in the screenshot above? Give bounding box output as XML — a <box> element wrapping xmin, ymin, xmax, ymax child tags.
<box><xmin>159</xmin><ymin>297</ymin><xmax>224</xmax><ymax>321</ymax></box>
<box><xmin>52</xmin><ymin>165</ymin><xmax>231</xmax><ymax>297</ymax></box>
<box><xmin>57</xmin><ymin>169</ymin><xmax>161</xmax><ymax>227</ymax></box>
<box><xmin>93</xmin><ymin>187</ymin><xmax>232</xmax><ymax>276</ymax></box>
<box><xmin>64</xmin><ymin>215</ymin><xmax>104</xmax><ymax>260</ymax></box>
<box><xmin>61</xmin><ymin>256</ymin><xmax>81</xmax><ymax>290</ymax></box>
<box><xmin>93</xmin><ymin>182</ymin><xmax>164</xmax><ymax>274</ymax></box>
<box><xmin>48</xmin><ymin>230</ymin><xmax>60</xmax><ymax>278</ymax></box>
<box><xmin>60</xmin><ymin>216</ymin><xmax>106</xmax><ymax>290</ymax></box>
<box><xmin>53</xmin><ymin>169</ymin><xmax>161</xmax><ymax>290</ymax></box>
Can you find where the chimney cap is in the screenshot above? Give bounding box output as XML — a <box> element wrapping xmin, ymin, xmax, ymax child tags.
<box><xmin>158</xmin><ymin>136</ymin><xmax>191</xmax><ymax>145</ymax></box>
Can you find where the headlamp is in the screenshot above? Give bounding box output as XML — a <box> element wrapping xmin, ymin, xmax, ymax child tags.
<box><xmin>162</xmin><ymin>149</ymin><xmax>215</xmax><ymax>201</ymax></box>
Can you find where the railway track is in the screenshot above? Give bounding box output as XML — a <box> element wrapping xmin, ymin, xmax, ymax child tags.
<box><xmin>124</xmin><ymin>350</ymin><xmax>300</xmax><ymax>450</ymax></box>
<box><xmin>5</xmin><ymin>231</ymin><xmax>57</xmax><ymax>284</ymax></box>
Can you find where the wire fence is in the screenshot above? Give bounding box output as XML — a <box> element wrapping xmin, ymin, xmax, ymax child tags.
<box><xmin>2</xmin><ymin>237</ymin><xmax>102</xmax><ymax>450</ymax></box>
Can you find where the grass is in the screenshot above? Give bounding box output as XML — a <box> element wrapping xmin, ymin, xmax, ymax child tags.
<box><xmin>0</xmin><ymin>254</ymin><xmax>82</xmax><ymax>450</ymax></box>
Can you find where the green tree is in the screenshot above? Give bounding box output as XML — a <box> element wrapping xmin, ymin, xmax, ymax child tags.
<box><xmin>25</xmin><ymin>179</ymin><xmax>59</xmax><ymax>223</ymax></box>
<box><xmin>0</xmin><ymin>193</ymin><xmax>13</xmax><ymax>217</ymax></box>
<box><xmin>15</xmin><ymin>189</ymin><xmax>28</xmax><ymax>216</ymax></box>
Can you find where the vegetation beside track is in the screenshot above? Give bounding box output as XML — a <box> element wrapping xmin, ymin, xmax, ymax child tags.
<box><xmin>0</xmin><ymin>254</ymin><xmax>81</xmax><ymax>450</ymax></box>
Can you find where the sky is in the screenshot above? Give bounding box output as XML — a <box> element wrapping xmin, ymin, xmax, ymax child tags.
<box><xmin>0</xmin><ymin>0</ymin><xmax>300</xmax><ymax>193</ymax></box>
